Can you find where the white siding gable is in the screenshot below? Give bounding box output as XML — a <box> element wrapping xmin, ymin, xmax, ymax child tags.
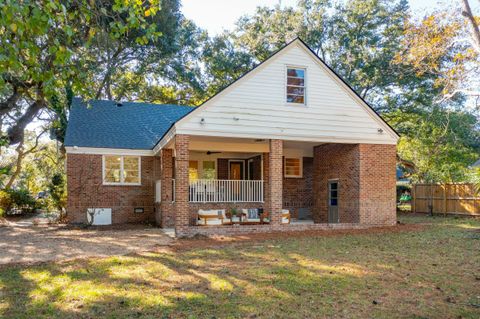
<box><xmin>173</xmin><ymin>39</ymin><xmax>398</xmax><ymax>145</ymax></box>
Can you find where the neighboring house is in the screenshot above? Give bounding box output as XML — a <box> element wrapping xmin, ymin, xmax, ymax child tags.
<box><xmin>65</xmin><ymin>38</ymin><xmax>399</xmax><ymax>236</ymax></box>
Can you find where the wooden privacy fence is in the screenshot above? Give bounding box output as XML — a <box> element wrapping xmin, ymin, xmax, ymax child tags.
<box><xmin>412</xmin><ymin>183</ymin><xmax>480</xmax><ymax>216</ymax></box>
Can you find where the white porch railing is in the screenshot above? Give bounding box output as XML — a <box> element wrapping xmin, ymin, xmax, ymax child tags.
<box><xmin>189</xmin><ymin>179</ymin><xmax>264</xmax><ymax>203</ymax></box>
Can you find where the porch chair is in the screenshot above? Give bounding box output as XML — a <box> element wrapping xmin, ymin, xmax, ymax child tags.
<box><xmin>241</xmin><ymin>208</ymin><xmax>262</xmax><ymax>223</ymax></box>
<box><xmin>197</xmin><ymin>209</ymin><xmax>227</xmax><ymax>226</ymax></box>
<box><xmin>259</xmin><ymin>209</ymin><xmax>291</xmax><ymax>224</ymax></box>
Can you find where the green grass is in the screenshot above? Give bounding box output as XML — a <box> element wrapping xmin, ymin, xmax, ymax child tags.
<box><xmin>1</xmin><ymin>215</ymin><xmax>479</xmax><ymax>318</ymax></box>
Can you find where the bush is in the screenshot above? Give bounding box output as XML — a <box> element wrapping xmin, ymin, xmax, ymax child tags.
<box><xmin>0</xmin><ymin>189</ymin><xmax>13</xmax><ymax>212</ymax></box>
<box><xmin>0</xmin><ymin>188</ymin><xmax>36</xmax><ymax>214</ymax></box>
<box><xmin>48</xmin><ymin>173</ymin><xmax>67</xmax><ymax>214</ymax></box>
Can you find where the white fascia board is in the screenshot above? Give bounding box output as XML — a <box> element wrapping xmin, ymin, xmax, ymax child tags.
<box><xmin>152</xmin><ymin>126</ymin><xmax>176</xmax><ymax>155</ymax></box>
<box><xmin>65</xmin><ymin>146</ymin><xmax>154</xmax><ymax>156</ymax></box>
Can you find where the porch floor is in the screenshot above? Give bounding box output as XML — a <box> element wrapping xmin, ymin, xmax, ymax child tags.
<box><xmin>290</xmin><ymin>219</ymin><xmax>314</xmax><ymax>225</ymax></box>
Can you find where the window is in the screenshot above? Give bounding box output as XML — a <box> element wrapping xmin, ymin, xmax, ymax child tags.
<box><xmin>189</xmin><ymin>161</ymin><xmax>198</xmax><ymax>181</ymax></box>
<box><xmin>284</xmin><ymin>158</ymin><xmax>302</xmax><ymax>178</ymax></box>
<box><xmin>103</xmin><ymin>156</ymin><xmax>140</xmax><ymax>185</ymax></box>
<box><xmin>202</xmin><ymin>161</ymin><xmax>216</xmax><ymax>179</ymax></box>
<box><xmin>286</xmin><ymin>67</ymin><xmax>306</xmax><ymax>104</ymax></box>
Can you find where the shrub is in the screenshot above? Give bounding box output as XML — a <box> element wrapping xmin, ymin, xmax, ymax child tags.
<box><xmin>48</xmin><ymin>173</ymin><xmax>67</xmax><ymax>214</ymax></box>
<box><xmin>0</xmin><ymin>188</ymin><xmax>36</xmax><ymax>214</ymax></box>
<box><xmin>0</xmin><ymin>189</ymin><xmax>13</xmax><ymax>212</ymax></box>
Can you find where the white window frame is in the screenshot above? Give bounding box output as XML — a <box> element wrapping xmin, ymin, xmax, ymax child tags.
<box><xmin>284</xmin><ymin>157</ymin><xmax>303</xmax><ymax>178</ymax></box>
<box><xmin>188</xmin><ymin>159</ymin><xmax>218</xmax><ymax>181</ymax></box>
<box><xmin>285</xmin><ymin>66</ymin><xmax>307</xmax><ymax>106</ymax></box>
<box><xmin>102</xmin><ymin>155</ymin><xmax>141</xmax><ymax>186</ymax></box>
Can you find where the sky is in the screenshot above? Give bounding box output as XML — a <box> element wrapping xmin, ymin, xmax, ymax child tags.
<box><xmin>181</xmin><ymin>0</ymin><xmax>458</xmax><ymax>36</ymax></box>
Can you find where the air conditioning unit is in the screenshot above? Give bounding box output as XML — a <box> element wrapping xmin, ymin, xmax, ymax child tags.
<box><xmin>86</xmin><ymin>208</ymin><xmax>112</xmax><ymax>225</ymax></box>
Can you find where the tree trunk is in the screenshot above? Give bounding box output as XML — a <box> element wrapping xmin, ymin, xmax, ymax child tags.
<box><xmin>461</xmin><ymin>0</ymin><xmax>480</xmax><ymax>54</ymax></box>
<box><xmin>5</xmin><ymin>141</ymin><xmax>25</xmax><ymax>189</ymax></box>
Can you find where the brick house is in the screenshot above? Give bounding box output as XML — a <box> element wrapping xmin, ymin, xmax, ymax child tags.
<box><xmin>65</xmin><ymin>38</ymin><xmax>399</xmax><ymax>237</ymax></box>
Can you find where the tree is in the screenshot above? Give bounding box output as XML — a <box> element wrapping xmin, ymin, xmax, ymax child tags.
<box><xmin>4</xmin><ymin>129</ymin><xmax>47</xmax><ymax>189</ymax></box>
<box><xmin>48</xmin><ymin>173</ymin><xmax>67</xmax><ymax>216</ymax></box>
<box><xmin>386</xmin><ymin>106</ymin><xmax>479</xmax><ymax>182</ymax></box>
<box><xmin>0</xmin><ymin>0</ymin><xmax>176</xmax><ymax>147</ymax></box>
<box><xmin>394</xmin><ymin>0</ymin><xmax>480</xmax><ymax>104</ymax></box>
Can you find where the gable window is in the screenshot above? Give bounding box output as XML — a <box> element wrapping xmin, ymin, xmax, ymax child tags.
<box><xmin>284</xmin><ymin>158</ymin><xmax>302</xmax><ymax>178</ymax></box>
<box><xmin>103</xmin><ymin>156</ymin><xmax>141</xmax><ymax>185</ymax></box>
<box><xmin>286</xmin><ymin>67</ymin><xmax>306</xmax><ymax>104</ymax></box>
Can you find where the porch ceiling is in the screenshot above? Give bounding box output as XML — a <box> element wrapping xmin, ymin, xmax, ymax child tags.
<box><xmin>164</xmin><ymin>135</ymin><xmax>324</xmax><ymax>157</ymax></box>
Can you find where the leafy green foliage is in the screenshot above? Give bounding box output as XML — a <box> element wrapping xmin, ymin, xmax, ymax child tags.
<box><xmin>0</xmin><ymin>0</ymin><xmax>176</xmax><ymax>145</ymax></box>
<box><xmin>0</xmin><ymin>188</ymin><xmax>36</xmax><ymax>213</ymax></box>
<box><xmin>48</xmin><ymin>173</ymin><xmax>67</xmax><ymax>212</ymax></box>
<box><xmin>386</xmin><ymin>107</ymin><xmax>479</xmax><ymax>182</ymax></box>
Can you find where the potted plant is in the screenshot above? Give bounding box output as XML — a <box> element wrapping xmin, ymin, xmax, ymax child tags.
<box><xmin>230</xmin><ymin>208</ymin><xmax>240</xmax><ymax>222</ymax></box>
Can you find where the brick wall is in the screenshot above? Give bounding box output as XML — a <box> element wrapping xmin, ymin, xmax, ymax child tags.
<box><xmin>217</xmin><ymin>159</ymin><xmax>229</xmax><ymax>179</ymax></box>
<box><xmin>312</xmin><ymin>143</ymin><xmax>396</xmax><ymax>225</ymax></box>
<box><xmin>66</xmin><ymin>154</ymin><xmax>158</xmax><ymax>224</ymax></box>
<box><xmin>176</xmin><ymin>222</ymin><xmax>382</xmax><ymax>238</ymax></box>
<box><xmin>358</xmin><ymin>144</ymin><xmax>397</xmax><ymax>225</ymax></box>
<box><xmin>283</xmin><ymin>157</ymin><xmax>313</xmax><ymax>215</ymax></box>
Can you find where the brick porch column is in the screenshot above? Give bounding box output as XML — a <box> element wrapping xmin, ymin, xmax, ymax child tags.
<box><xmin>159</xmin><ymin>148</ymin><xmax>173</xmax><ymax>227</ymax></box>
<box><xmin>174</xmin><ymin>135</ymin><xmax>190</xmax><ymax>235</ymax></box>
<box><xmin>268</xmin><ymin>139</ymin><xmax>283</xmax><ymax>225</ymax></box>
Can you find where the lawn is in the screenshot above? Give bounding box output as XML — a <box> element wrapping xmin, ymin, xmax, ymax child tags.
<box><xmin>0</xmin><ymin>215</ymin><xmax>479</xmax><ymax>319</ymax></box>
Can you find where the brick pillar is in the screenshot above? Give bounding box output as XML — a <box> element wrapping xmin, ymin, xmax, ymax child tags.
<box><xmin>174</xmin><ymin>135</ymin><xmax>190</xmax><ymax>235</ymax></box>
<box><xmin>262</xmin><ymin>153</ymin><xmax>270</xmax><ymax>212</ymax></box>
<box><xmin>268</xmin><ymin>139</ymin><xmax>283</xmax><ymax>225</ymax></box>
<box><xmin>159</xmin><ymin>148</ymin><xmax>173</xmax><ymax>227</ymax></box>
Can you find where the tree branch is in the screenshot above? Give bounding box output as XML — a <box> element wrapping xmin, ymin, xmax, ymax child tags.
<box><xmin>461</xmin><ymin>0</ymin><xmax>480</xmax><ymax>54</ymax></box>
<box><xmin>3</xmin><ymin>128</ymin><xmax>47</xmax><ymax>189</ymax></box>
<box><xmin>7</xmin><ymin>98</ymin><xmax>45</xmax><ymax>145</ymax></box>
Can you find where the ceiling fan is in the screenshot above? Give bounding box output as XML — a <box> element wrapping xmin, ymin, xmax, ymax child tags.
<box><xmin>206</xmin><ymin>151</ymin><xmax>222</xmax><ymax>155</ymax></box>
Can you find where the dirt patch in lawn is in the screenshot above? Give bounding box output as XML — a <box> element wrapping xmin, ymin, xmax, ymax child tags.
<box><xmin>169</xmin><ymin>223</ymin><xmax>426</xmax><ymax>252</ymax></box>
<box><xmin>0</xmin><ymin>224</ymin><xmax>173</xmax><ymax>266</ymax></box>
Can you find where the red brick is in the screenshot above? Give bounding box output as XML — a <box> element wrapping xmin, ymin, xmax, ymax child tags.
<box><xmin>66</xmin><ymin>154</ymin><xmax>157</xmax><ymax>224</ymax></box>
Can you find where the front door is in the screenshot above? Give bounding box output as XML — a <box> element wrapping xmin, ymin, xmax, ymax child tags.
<box><xmin>328</xmin><ymin>180</ymin><xmax>339</xmax><ymax>223</ymax></box>
<box><xmin>229</xmin><ymin>161</ymin><xmax>244</xmax><ymax>180</ymax></box>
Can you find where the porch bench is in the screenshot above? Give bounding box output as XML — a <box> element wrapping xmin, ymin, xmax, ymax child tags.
<box><xmin>197</xmin><ymin>209</ymin><xmax>227</xmax><ymax>226</ymax></box>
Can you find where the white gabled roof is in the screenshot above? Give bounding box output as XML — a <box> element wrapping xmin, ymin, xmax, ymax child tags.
<box><xmin>154</xmin><ymin>38</ymin><xmax>399</xmax><ymax>152</ymax></box>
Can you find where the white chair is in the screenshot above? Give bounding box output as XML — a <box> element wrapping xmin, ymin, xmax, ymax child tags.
<box><xmin>197</xmin><ymin>209</ymin><xmax>226</xmax><ymax>226</ymax></box>
<box><xmin>242</xmin><ymin>209</ymin><xmax>261</xmax><ymax>223</ymax></box>
<box><xmin>282</xmin><ymin>209</ymin><xmax>291</xmax><ymax>224</ymax></box>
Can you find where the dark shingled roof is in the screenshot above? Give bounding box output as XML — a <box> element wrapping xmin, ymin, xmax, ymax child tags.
<box><xmin>64</xmin><ymin>98</ymin><xmax>194</xmax><ymax>150</ymax></box>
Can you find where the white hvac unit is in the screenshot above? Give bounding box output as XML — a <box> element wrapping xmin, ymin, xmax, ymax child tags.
<box><xmin>86</xmin><ymin>208</ymin><xmax>112</xmax><ymax>225</ymax></box>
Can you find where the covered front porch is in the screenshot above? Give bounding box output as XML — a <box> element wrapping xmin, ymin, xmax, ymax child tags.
<box><xmin>155</xmin><ymin>135</ymin><xmax>396</xmax><ymax>237</ymax></box>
